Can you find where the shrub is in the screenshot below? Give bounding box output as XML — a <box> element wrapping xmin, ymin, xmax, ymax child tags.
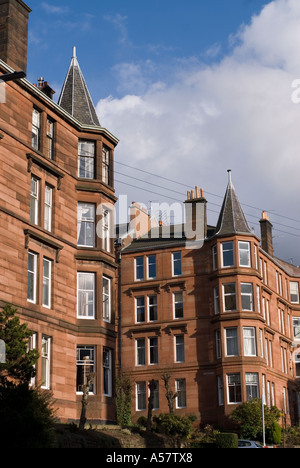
<box><xmin>154</xmin><ymin>413</ymin><xmax>193</xmax><ymax>442</ymax></box>
<box><xmin>215</xmin><ymin>433</ymin><xmax>238</xmax><ymax>449</ymax></box>
<box><xmin>267</xmin><ymin>421</ymin><xmax>281</xmax><ymax>445</ymax></box>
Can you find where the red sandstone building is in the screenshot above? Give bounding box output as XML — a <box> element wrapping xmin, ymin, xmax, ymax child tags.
<box><xmin>0</xmin><ymin>0</ymin><xmax>118</xmax><ymax>422</ymax></box>
<box><xmin>119</xmin><ymin>178</ymin><xmax>300</xmax><ymax>427</ymax></box>
<box><xmin>1</xmin><ymin>0</ymin><xmax>300</xmax><ymax>430</ymax></box>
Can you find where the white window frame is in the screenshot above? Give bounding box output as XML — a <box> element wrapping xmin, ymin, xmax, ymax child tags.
<box><xmin>212</xmin><ymin>245</ymin><xmax>218</xmax><ymax>270</ymax></box>
<box><xmin>103</xmin><ymin>347</ymin><xmax>112</xmax><ymax>396</ymax></box>
<box><xmin>102</xmin><ymin>147</ymin><xmax>110</xmax><ymax>185</ymax></box>
<box><xmin>213</xmin><ymin>286</ymin><xmax>220</xmax><ymax>314</ymax></box>
<box><xmin>243</xmin><ymin>327</ymin><xmax>257</xmax><ymax>356</ymax></box>
<box><xmin>32</xmin><ymin>108</ymin><xmax>41</xmax><ymax>150</ymax></box>
<box><xmin>135</xmin><ymin>256</ymin><xmax>144</xmax><ymax>281</ymax></box>
<box><xmin>175</xmin><ymin>334</ymin><xmax>185</xmax><ymax>363</ymax></box>
<box><xmin>225</xmin><ymin>327</ymin><xmax>239</xmax><ymax>356</ymax></box>
<box><xmin>147</xmin><ymin>254</ymin><xmax>156</xmax><ymax>279</ymax></box>
<box><xmin>293</xmin><ymin>317</ymin><xmax>300</xmax><ymax>340</ymax></box>
<box><xmin>44</xmin><ymin>184</ymin><xmax>53</xmax><ymax>232</ymax></box>
<box><xmin>41</xmin><ymin>335</ymin><xmax>51</xmax><ymax>389</ymax></box>
<box><xmin>42</xmin><ymin>258</ymin><xmax>52</xmax><ymax>308</ymax></box>
<box><xmin>149</xmin><ymin>336</ymin><xmax>158</xmax><ymax>365</ymax></box>
<box><xmin>173</xmin><ymin>291</ymin><xmax>183</xmax><ymax>319</ymax></box>
<box><xmin>172</xmin><ymin>251</ymin><xmax>182</xmax><ymax>276</ymax></box>
<box><xmin>175</xmin><ymin>379</ymin><xmax>186</xmax><ymax>408</ymax></box>
<box><xmin>238</xmin><ymin>241</ymin><xmax>251</xmax><ymax>267</ymax></box>
<box><xmin>221</xmin><ymin>241</ymin><xmax>234</xmax><ymax>268</ymax></box>
<box><xmin>290</xmin><ymin>282</ymin><xmax>299</xmax><ymax>304</ymax></box>
<box><xmin>102</xmin><ymin>207</ymin><xmax>111</xmax><ymax>252</ymax></box>
<box><xmin>227</xmin><ymin>373</ymin><xmax>241</xmax><ymax>404</ymax></box>
<box><xmin>77</xmin><ymin>272</ymin><xmax>95</xmax><ymax>319</ymax></box>
<box><xmin>30</xmin><ymin>176</ymin><xmax>39</xmax><ymax>225</ymax></box>
<box><xmin>136</xmin><ymin>338</ymin><xmax>146</xmax><ymax>366</ymax></box>
<box><xmin>136</xmin><ymin>296</ymin><xmax>145</xmax><ymax>323</ymax></box>
<box><xmin>77</xmin><ymin>203</ymin><xmax>95</xmax><ymax>247</ymax></box>
<box><xmin>46</xmin><ymin>117</ymin><xmax>54</xmax><ymax>159</ymax></box>
<box><xmin>241</xmin><ymin>282</ymin><xmax>254</xmax><ymax>311</ymax></box>
<box><xmin>76</xmin><ymin>345</ymin><xmax>95</xmax><ymax>394</ymax></box>
<box><xmin>78</xmin><ymin>140</ymin><xmax>95</xmax><ymax>179</ymax></box>
<box><xmin>245</xmin><ymin>372</ymin><xmax>259</xmax><ymax>401</ymax></box>
<box><xmin>223</xmin><ymin>283</ymin><xmax>236</xmax><ymax>311</ymax></box>
<box><xmin>148</xmin><ymin>294</ymin><xmax>158</xmax><ymax>321</ymax></box>
<box><xmin>27</xmin><ymin>251</ymin><xmax>38</xmax><ymax>304</ymax></box>
<box><xmin>136</xmin><ymin>382</ymin><xmax>146</xmax><ymax>411</ymax></box>
<box><xmin>102</xmin><ymin>276</ymin><xmax>111</xmax><ymax>322</ymax></box>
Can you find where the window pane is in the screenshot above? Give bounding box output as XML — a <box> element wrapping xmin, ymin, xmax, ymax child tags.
<box><xmin>136</xmin><ymin>297</ymin><xmax>145</xmax><ymax>322</ymax></box>
<box><xmin>148</xmin><ymin>295</ymin><xmax>157</xmax><ymax>321</ymax></box>
<box><xmin>223</xmin><ymin>283</ymin><xmax>236</xmax><ymax>311</ymax></box>
<box><xmin>27</xmin><ymin>251</ymin><xmax>37</xmax><ymax>303</ymax></box>
<box><xmin>241</xmin><ymin>283</ymin><xmax>253</xmax><ymax>311</ymax></box>
<box><xmin>149</xmin><ymin>337</ymin><xmax>158</xmax><ymax>364</ymax></box>
<box><xmin>76</xmin><ymin>346</ymin><xmax>95</xmax><ymax>393</ymax></box>
<box><xmin>78</xmin><ymin>140</ymin><xmax>95</xmax><ymax>179</ymax></box>
<box><xmin>42</xmin><ymin>259</ymin><xmax>51</xmax><ymax>307</ymax></box>
<box><xmin>136</xmin><ymin>339</ymin><xmax>145</xmax><ymax>365</ymax></box>
<box><xmin>175</xmin><ymin>335</ymin><xmax>185</xmax><ymax>362</ymax></box>
<box><xmin>77</xmin><ymin>273</ymin><xmax>95</xmax><ymax>318</ymax></box>
<box><xmin>226</xmin><ymin>328</ymin><xmax>238</xmax><ymax>356</ymax></box>
<box><xmin>176</xmin><ymin>379</ymin><xmax>186</xmax><ymax>408</ymax></box>
<box><xmin>30</xmin><ymin>176</ymin><xmax>38</xmax><ymax>225</ymax></box>
<box><xmin>174</xmin><ymin>291</ymin><xmax>183</xmax><ymax>318</ymax></box>
<box><xmin>44</xmin><ymin>185</ymin><xmax>52</xmax><ymax>231</ymax></box>
<box><xmin>227</xmin><ymin>373</ymin><xmax>241</xmax><ymax>403</ymax></box>
<box><xmin>103</xmin><ymin>276</ymin><xmax>111</xmax><ymax>321</ymax></box>
<box><xmin>239</xmin><ymin>241</ymin><xmax>251</xmax><ymax>267</ymax></box>
<box><xmin>147</xmin><ymin>255</ymin><xmax>156</xmax><ymax>279</ymax></box>
<box><xmin>103</xmin><ymin>348</ymin><xmax>112</xmax><ymax>396</ymax></box>
<box><xmin>136</xmin><ymin>382</ymin><xmax>146</xmax><ymax>410</ymax></box>
<box><xmin>246</xmin><ymin>373</ymin><xmax>259</xmax><ymax>401</ymax></box>
<box><xmin>290</xmin><ymin>282</ymin><xmax>299</xmax><ymax>303</ymax></box>
<box><xmin>222</xmin><ymin>241</ymin><xmax>234</xmax><ymax>267</ymax></box>
<box><xmin>135</xmin><ymin>257</ymin><xmax>144</xmax><ymax>280</ymax></box>
<box><xmin>173</xmin><ymin>252</ymin><xmax>182</xmax><ymax>276</ymax></box>
<box><xmin>243</xmin><ymin>327</ymin><xmax>256</xmax><ymax>356</ymax></box>
<box><xmin>102</xmin><ymin>147</ymin><xmax>110</xmax><ymax>185</ymax></box>
<box><xmin>77</xmin><ymin>203</ymin><xmax>95</xmax><ymax>247</ymax></box>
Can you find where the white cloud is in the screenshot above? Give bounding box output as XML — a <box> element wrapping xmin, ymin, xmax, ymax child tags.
<box><xmin>97</xmin><ymin>0</ymin><xmax>300</xmax><ymax>264</ymax></box>
<box><xmin>41</xmin><ymin>3</ymin><xmax>69</xmax><ymax>15</ymax></box>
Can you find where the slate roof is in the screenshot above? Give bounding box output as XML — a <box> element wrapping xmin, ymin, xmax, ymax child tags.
<box><xmin>214</xmin><ymin>171</ymin><xmax>251</xmax><ymax>236</ymax></box>
<box><xmin>58</xmin><ymin>47</ymin><xmax>100</xmax><ymax>126</ymax></box>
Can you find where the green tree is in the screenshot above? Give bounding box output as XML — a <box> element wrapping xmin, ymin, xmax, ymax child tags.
<box><xmin>0</xmin><ymin>304</ymin><xmax>55</xmax><ymax>447</ymax></box>
<box><xmin>230</xmin><ymin>398</ymin><xmax>280</xmax><ymax>441</ymax></box>
<box><xmin>115</xmin><ymin>372</ymin><xmax>132</xmax><ymax>426</ymax></box>
<box><xmin>0</xmin><ymin>303</ymin><xmax>39</xmax><ymax>385</ymax></box>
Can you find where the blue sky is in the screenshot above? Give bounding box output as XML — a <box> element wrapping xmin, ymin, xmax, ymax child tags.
<box><xmin>27</xmin><ymin>0</ymin><xmax>269</xmax><ymax>100</ymax></box>
<box><xmin>25</xmin><ymin>0</ymin><xmax>300</xmax><ymax>265</ymax></box>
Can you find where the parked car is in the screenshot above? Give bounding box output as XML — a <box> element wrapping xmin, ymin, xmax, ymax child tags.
<box><xmin>238</xmin><ymin>439</ymin><xmax>263</xmax><ymax>448</ymax></box>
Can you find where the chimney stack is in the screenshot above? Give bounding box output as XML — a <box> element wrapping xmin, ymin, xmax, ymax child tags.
<box><xmin>34</xmin><ymin>77</ymin><xmax>55</xmax><ymax>99</ymax></box>
<box><xmin>0</xmin><ymin>0</ymin><xmax>31</xmax><ymax>73</ymax></box>
<box><xmin>259</xmin><ymin>211</ymin><xmax>274</xmax><ymax>256</ymax></box>
<box><xmin>184</xmin><ymin>185</ymin><xmax>207</xmax><ymax>242</ymax></box>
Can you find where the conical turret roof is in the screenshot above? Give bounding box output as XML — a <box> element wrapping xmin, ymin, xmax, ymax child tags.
<box><xmin>214</xmin><ymin>170</ymin><xmax>251</xmax><ymax>236</ymax></box>
<box><xmin>58</xmin><ymin>47</ymin><xmax>100</xmax><ymax>126</ymax></box>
